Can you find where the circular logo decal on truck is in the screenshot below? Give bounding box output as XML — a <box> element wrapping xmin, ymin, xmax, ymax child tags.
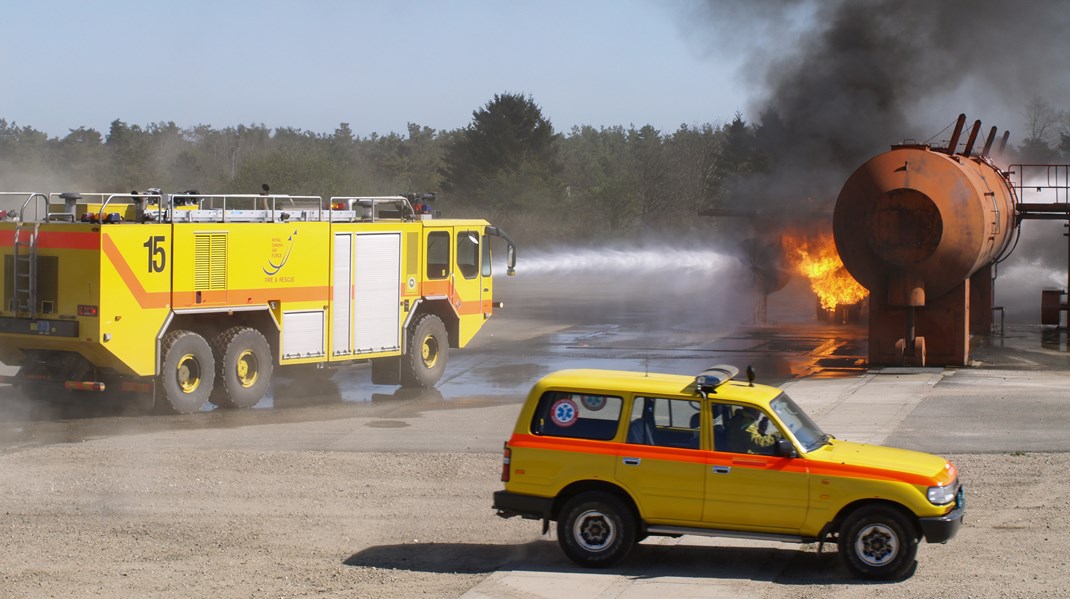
<box><xmin>550</xmin><ymin>398</ymin><xmax>578</xmax><ymax>427</ymax></box>
<box><xmin>580</xmin><ymin>395</ymin><xmax>606</xmax><ymax>411</ymax></box>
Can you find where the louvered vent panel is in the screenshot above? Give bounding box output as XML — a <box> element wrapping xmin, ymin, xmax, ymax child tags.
<box><xmin>194</xmin><ymin>233</ymin><xmax>227</xmax><ymax>290</ymax></box>
<box><xmin>210</xmin><ymin>234</ymin><xmax>227</xmax><ymax>289</ymax></box>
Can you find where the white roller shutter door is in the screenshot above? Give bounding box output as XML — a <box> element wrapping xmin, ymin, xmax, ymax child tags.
<box><xmin>332</xmin><ymin>233</ymin><xmax>353</xmax><ymax>355</ymax></box>
<box><xmin>354</xmin><ymin>233</ymin><xmax>401</xmax><ymax>353</ymax></box>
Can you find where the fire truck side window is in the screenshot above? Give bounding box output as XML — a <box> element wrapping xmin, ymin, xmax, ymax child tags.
<box><xmin>457</xmin><ymin>231</ymin><xmax>479</xmax><ymax>280</ymax></box>
<box><xmin>481</xmin><ymin>234</ymin><xmax>492</xmax><ymax>277</ymax></box>
<box><xmin>426</xmin><ymin>231</ymin><xmax>450</xmax><ymax>280</ymax></box>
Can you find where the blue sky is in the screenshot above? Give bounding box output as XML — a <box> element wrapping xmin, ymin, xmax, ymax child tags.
<box><xmin>2</xmin><ymin>0</ymin><xmax>754</xmax><ymax>138</ymax></box>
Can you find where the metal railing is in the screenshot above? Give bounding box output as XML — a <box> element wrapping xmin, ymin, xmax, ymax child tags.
<box><xmin>0</xmin><ymin>192</ymin><xmax>425</xmax><ymax>224</ymax></box>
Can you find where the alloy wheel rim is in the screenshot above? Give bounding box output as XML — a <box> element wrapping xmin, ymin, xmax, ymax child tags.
<box><xmin>573</xmin><ymin>509</ymin><xmax>616</xmax><ymax>552</ymax></box>
<box><xmin>855</xmin><ymin>523</ymin><xmax>898</xmax><ymax>566</ymax></box>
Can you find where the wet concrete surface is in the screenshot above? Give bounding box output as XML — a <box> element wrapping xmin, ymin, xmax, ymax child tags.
<box><xmin>0</xmin><ymin>271</ymin><xmax>1067</xmax><ymax>451</ymax></box>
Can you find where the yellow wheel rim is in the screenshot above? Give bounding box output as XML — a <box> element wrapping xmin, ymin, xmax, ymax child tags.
<box><xmin>176</xmin><ymin>353</ymin><xmax>202</xmax><ymax>393</ymax></box>
<box><xmin>421</xmin><ymin>334</ymin><xmax>440</xmax><ymax>369</ymax></box>
<box><xmin>236</xmin><ymin>349</ymin><xmax>259</xmax><ymax>388</ymax></box>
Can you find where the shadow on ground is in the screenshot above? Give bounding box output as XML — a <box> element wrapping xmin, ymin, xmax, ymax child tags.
<box><xmin>343</xmin><ymin>540</ymin><xmax>915</xmax><ymax>585</ymax></box>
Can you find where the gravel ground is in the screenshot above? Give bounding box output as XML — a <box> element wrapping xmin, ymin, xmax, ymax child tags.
<box><xmin>0</xmin><ymin>442</ymin><xmax>1066</xmax><ymax>598</ymax></box>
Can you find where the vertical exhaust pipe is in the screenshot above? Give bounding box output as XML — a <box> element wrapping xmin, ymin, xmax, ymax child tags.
<box><xmin>981</xmin><ymin>126</ymin><xmax>998</xmax><ymax>157</ymax></box>
<box><xmin>998</xmin><ymin>131</ymin><xmax>1011</xmax><ymax>154</ymax></box>
<box><xmin>962</xmin><ymin>120</ymin><xmax>982</xmax><ymax>157</ymax></box>
<box><xmin>946</xmin><ymin>113</ymin><xmax>967</xmax><ymax>154</ymax></box>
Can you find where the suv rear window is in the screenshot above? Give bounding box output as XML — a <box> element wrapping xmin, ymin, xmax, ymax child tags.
<box><xmin>530</xmin><ymin>391</ymin><xmax>623</xmax><ymax>440</ymax></box>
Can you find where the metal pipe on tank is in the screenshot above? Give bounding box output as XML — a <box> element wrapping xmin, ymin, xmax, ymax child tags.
<box><xmin>947</xmin><ymin>113</ymin><xmax>967</xmax><ymax>154</ymax></box>
<box><xmin>962</xmin><ymin>120</ymin><xmax>982</xmax><ymax>157</ymax></box>
<box><xmin>981</xmin><ymin>126</ymin><xmax>998</xmax><ymax>157</ymax></box>
<box><xmin>998</xmin><ymin>131</ymin><xmax>1010</xmax><ymax>154</ymax></box>
<box><xmin>907</xmin><ymin>307</ymin><xmax>915</xmax><ymax>343</ymax></box>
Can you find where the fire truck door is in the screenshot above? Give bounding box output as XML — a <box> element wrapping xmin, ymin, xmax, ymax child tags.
<box><xmin>353</xmin><ymin>232</ymin><xmax>401</xmax><ymax>353</ymax></box>
<box><xmin>453</xmin><ymin>227</ymin><xmax>483</xmax><ymax>346</ymax></box>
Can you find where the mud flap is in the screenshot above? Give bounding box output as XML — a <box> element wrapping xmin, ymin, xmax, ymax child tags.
<box><xmin>370</xmin><ymin>356</ymin><xmax>401</xmax><ymax>385</ymax></box>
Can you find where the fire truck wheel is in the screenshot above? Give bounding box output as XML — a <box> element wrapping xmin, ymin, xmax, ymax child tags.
<box><xmin>401</xmin><ymin>314</ymin><xmax>448</xmax><ymax>388</ymax></box>
<box><xmin>157</xmin><ymin>330</ymin><xmax>215</xmax><ymax>414</ymax></box>
<box><xmin>210</xmin><ymin>327</ymin><xmax>273</xmax><ymax>409</ymax></box>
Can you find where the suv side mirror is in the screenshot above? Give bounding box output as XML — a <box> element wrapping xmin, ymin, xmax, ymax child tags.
<box><xmin>775</xmin><ymin>438</ymin><xmax>798</xmax><ymax>458</ymax></box>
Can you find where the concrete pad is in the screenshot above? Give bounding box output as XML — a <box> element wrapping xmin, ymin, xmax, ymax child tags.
<box><xmin>782</xmin><ymin>370</ymin><xmax>943</xmax><ymax>444</ymax></box>
<box><xmin>463</xmin><ymin>571</ymin><xmax>621</xmax><ymax>599</ymax></box>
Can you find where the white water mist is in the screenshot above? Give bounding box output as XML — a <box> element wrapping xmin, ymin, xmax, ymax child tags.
<box><xmin>517</xmin><ymin>247</ymin><xmax>737</xmax><ymax>276</ymax></box>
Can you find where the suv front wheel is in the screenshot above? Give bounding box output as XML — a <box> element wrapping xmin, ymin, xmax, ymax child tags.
<box><xmin>838</xmin><ymin>505</ymin><xmax>919</xmax><ymax>579</ymax></box>
<box><xmin>557</xmin><ymin>492</ymin><xmax>636</xmax><ymax>567</ymax></box>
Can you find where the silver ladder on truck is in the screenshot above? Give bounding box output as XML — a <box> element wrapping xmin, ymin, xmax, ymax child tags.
<box><xmin>11</xmin><ymin>221</ymin><xmax>40</xmax><ymax>318</ymax></box>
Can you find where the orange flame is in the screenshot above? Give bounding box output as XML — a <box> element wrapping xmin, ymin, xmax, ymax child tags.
<box><xmin>782</xmin><ymin>232</ymin><xmax>868</xmax><ymax>311</ymax></box>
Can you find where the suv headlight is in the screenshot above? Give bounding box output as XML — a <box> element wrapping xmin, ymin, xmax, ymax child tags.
<box><xmin>927</xmin><ymin>482</ymin><xmax>958</xmax><ymax>506</ymax></box>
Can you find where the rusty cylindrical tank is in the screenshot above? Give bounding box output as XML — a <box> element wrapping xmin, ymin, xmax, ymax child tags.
<box><xmin>833</xmin><ymin>144</ymin><xmax>1016</xmax><ymax>306</ymax></box>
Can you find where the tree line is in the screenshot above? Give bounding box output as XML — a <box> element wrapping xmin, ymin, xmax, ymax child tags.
<box><xmin>2</xmin><ymin>93</ymin><xmax>1068</xmax><ymax>247</ymax></box>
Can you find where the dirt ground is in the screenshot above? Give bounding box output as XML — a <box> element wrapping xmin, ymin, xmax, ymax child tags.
<box><xmin>1</xmin><ymin>440</ymin><xmax>1066</xmax><ymax>598</ymax></box>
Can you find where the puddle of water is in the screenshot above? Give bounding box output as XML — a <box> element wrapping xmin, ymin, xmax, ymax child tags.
<box><xmin>365</xmin><ymin>420</ymin><xmax>409</xmax><ymax>428</ymax></box>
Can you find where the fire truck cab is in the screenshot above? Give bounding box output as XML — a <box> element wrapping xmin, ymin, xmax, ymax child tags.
<box><xmin>0</xmin><ymin>190</ymin><xmax>516</xmax><ymax>413</ymax></box>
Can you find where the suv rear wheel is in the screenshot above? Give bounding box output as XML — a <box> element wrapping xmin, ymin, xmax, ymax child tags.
<box><xmin>838</xmin><ymin>505</ymin><xmax>919</xmax><ymax>579</ymax></box>
<box><xmin>557</xmin><ymin>492</ymin><xmax>636</xmax><ymax>567</ymax></box>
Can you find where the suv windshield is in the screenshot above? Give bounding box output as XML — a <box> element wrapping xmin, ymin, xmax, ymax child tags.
<box><xmin>770</xmin><ymin>393</ymin><xmax>828</xmax><ymax>452</ymax></box>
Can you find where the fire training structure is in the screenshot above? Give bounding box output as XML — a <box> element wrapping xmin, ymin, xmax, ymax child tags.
<box><xmin>0</xmin><ymin>191</ymin><xmax>516</xmax><ymax>413</ymax></box>
<box><xmin>833</xmin><ymin>115</ymin><xmax>1016</xmax><ymax>366</ymax></box>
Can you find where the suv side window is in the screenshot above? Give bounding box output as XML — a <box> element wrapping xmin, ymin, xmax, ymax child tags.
<box><xmin>627</xmin><ymin>397</ymin><xmax>700</xmax><ymax>449</ymax></box>
<box><xmin>714</xmin><ymin>403</ymin><xmax>782</xmax><ymax>455</ymax></box>
<box><xmin>530</xmin><ymin>392</ymin><xmax>622</xmax><ymax>440</ymax></box>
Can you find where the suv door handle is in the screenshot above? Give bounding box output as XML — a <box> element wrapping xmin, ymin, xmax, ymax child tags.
<box><xmin>622</xmin><ymin>457</ymin><xmax>641</xmax><ymax>466</ymax></box>
<box><xmin>712</xmin><ymin>466</ymin><xmax>731</xmax><ymax>474</ymax></box>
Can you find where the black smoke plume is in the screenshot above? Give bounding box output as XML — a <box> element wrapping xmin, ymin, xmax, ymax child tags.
<box><xmin>689</xmin><ymin>0</ymin><xmax>1070</xmax><ymax>320</ymax></box>
<box><xmin>692</xmin><ymin>0</ymin><xmax>1070</xmax><ymax>214</ymax></box>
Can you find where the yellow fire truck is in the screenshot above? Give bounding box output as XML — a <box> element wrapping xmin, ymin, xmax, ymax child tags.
<box><xmin>0</xmin><ymin>190</ymin><xmax>516</xmax><ymax>413</ymax></box>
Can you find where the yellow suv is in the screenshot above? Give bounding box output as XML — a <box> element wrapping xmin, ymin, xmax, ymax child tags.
<box><xmin>492</xmin><ymin>366</ymin><xmax>964</xmax><ymax>579</ymax></box>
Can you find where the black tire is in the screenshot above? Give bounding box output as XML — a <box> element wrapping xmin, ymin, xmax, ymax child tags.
<box><xmin>209</xmin><ymin>326</ymin><xmax>273</xmax><ymax>409</ymax></box>
<box><xmin>157</xmin><ymin>330</ymin><xmax>215</xmax><ymax>414</ymax></box>
<box><xmin>557</xmin><ymin>492</ymin><xmax>636</xmax><ymax>568</ymax></box>
<box><xmin>838</xmin><ymin>505</ymin><xmax>919</xmax><ymax>580</ymax></box>
<box><xmin>401</xmin><ymin>314</ymin><xmax>448</xmax><ymax>388</ymax></box>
